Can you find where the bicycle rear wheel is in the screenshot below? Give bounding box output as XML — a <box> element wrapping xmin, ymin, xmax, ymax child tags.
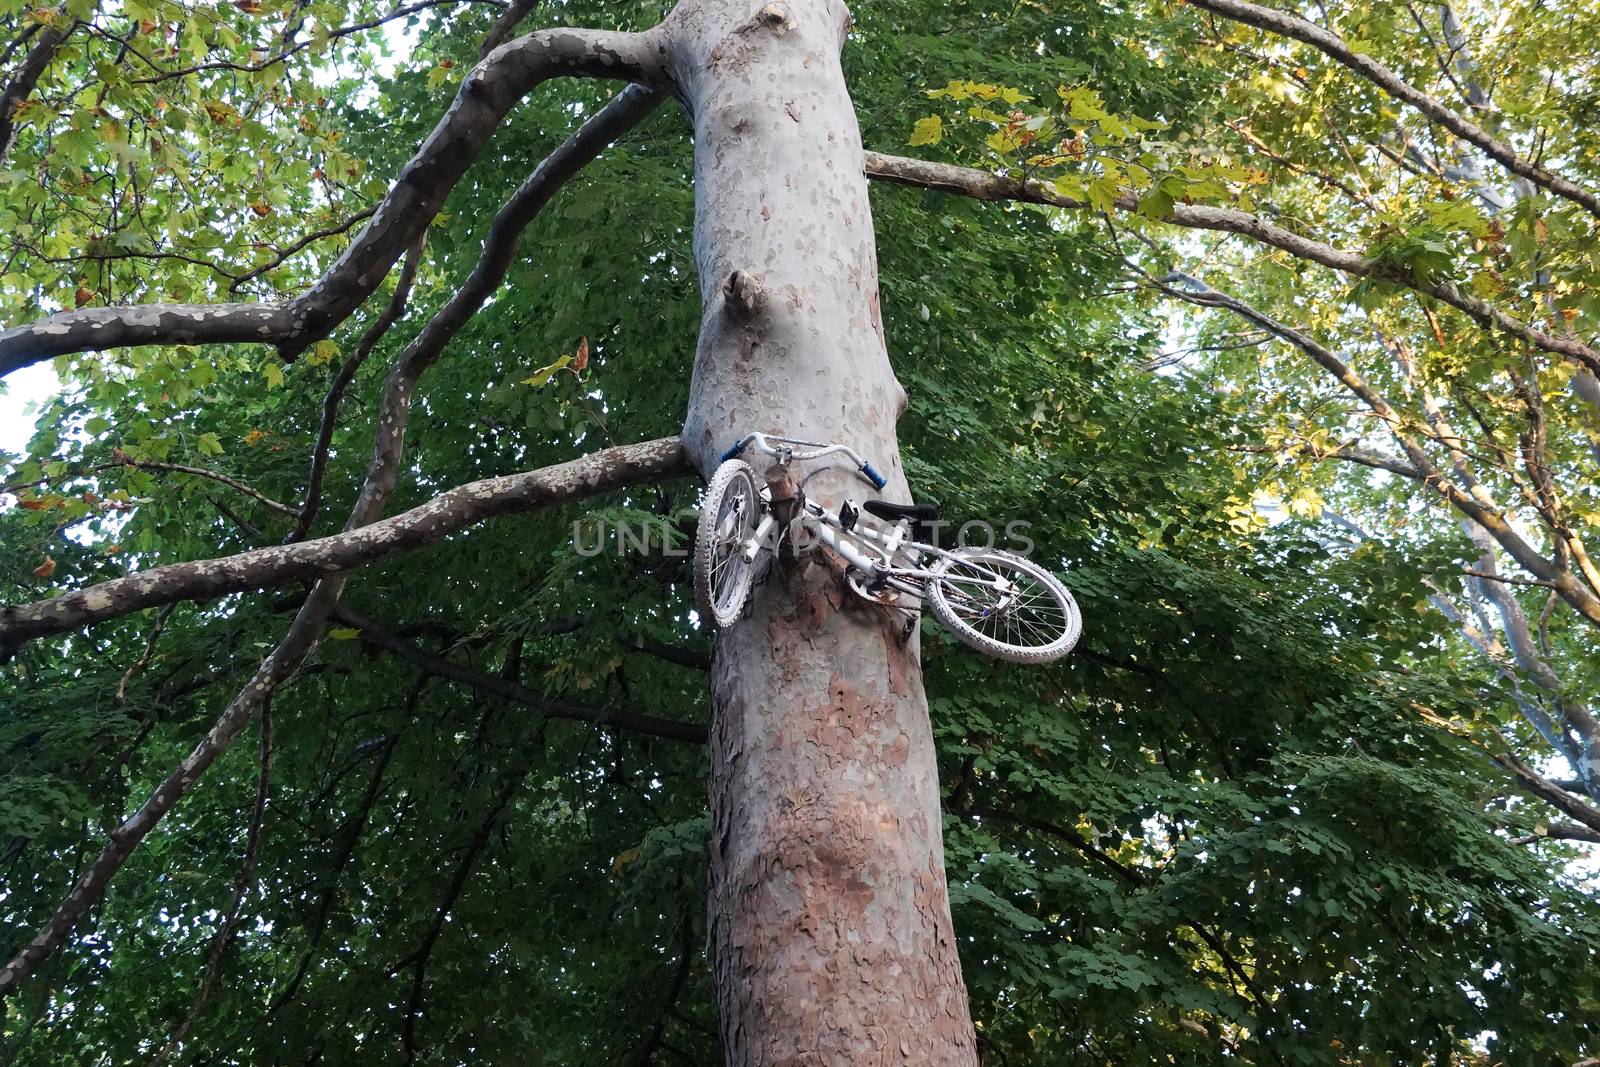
<box><xmin>926</xmin><ymin>549</ymin><xmax>1081</xmax><ymax>663</ymax></box>
<box><xmin>694</xmin><ymin>459</ymin><xmax>761</xmax><ymax>629</ymax></box>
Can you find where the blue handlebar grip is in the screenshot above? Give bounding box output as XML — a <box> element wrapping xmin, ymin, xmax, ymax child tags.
<box><xmin>861</xmin><ymin>461</ymin><xmax>888</xmax><ymax>490</ymax></box>
<box><xmin>718</xmin><ymin>436</ymin><xmax>753</xmax><ymax>464</ymax></box>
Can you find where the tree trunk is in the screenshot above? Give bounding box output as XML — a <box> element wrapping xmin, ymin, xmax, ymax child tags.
<box><xmin>661</xmin><ymin>0</ymin><xmax>979</xmax><ymax>1062</ymax></box>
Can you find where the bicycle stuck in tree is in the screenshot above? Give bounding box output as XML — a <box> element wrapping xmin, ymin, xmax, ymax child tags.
<box><xmin>693</xmin><ymin>433</ymin><xmax>1083</xmax><ymax>663</ymax></box>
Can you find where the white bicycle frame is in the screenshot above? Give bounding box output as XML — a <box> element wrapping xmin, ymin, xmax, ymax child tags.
<box><xmin>728</xmin><ymin>433</ymin><xmax>1020</xmax><ymax>610</ymax></box>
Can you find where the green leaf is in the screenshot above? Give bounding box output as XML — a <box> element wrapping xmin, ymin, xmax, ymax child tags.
<box><xmin>1136</xmin><ymin>188</ymin><xmax>1175</xmax><ymax>220</ymax></box>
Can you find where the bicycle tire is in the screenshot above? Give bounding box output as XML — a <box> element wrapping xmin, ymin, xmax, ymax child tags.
<box><xmin>694</xmin><ymin>459</ymin><xmax>761</xmax><ymax>629</ymax></box>
<box><xmin>926</xmin><ymin>549</ymin><xmax>1081</xmax><ymax>663</ymax></box>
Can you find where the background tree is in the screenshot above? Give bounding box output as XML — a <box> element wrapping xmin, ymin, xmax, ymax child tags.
<box><xmin>2</xmin><ymin>0</ymin><xmax>1600</xmax><ymax>1064</ymax></box>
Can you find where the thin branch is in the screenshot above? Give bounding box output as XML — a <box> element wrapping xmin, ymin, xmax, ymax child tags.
<box><xmin>145</xmin><ymin>701</ymin><xmax>273</xmax><ymax>1067</ymax></box>
<box><xmin>116</xmin><ymin>603</ymin><xmax>175</xmax><ymax>703</ymax></box>
<box><xmin>228</xmin><ymin>205</ymin><xmax>377</xmax><ymax>293</ymax></box>
<box><xmin>629</xmin><ymin>900</ymin><xmax>698</xmax><ymax>1067</ymax></box>
<box><xmin>332</xmin><ymin>606</ymin><xmax>707</xmax><ymax>744</ymax></box>
<box><xmin>3</xmin><ymin>455</ymin><xmax>298</xmax><ymax>516</ymax></box>
<box><xmin>1237</xmin><ymin>440</ymin><xmax>1425</xmax><ymax>480</ymax></box>
<box><xmin>479</xmin><ymin>0</ymin><xmax>542</xmax><ymax>59</ymax></box>
<box><xmin>861</xmin><ymin>152</ymin><xmax>1600</xmax><ymax>376</ymax></box>
<box><xmin>132</xmin><ymin>0</ymin><xmax>504</xmax><ymax>84</ymax></box>
<box><xmin>1143</xmin><ymin>270</ymin><xmax>1600</xmax><ymax>627</ymax></box>
<box><xmin>284</xmin><ymin>235</ymin><xmax>427</xmax><ymax>544</ymax></box>
<box><xmin>394</xmin><ymin>753</ymin><xmax>532</xmax><ymax>1060</ymax></box>
<box><xmin>1462</xmin><ymin>568</ymin><xmax>1560</xmax><ymax>589</ymax></box>
<box><xmin>263</xmin><ymin>721</ymin><xmax>408</xmax><ymax>1020</ymax></box>
<box><xmin>1184</xmin><ymin>0</ymin><xmax>1600</xmax><ymax>220</ymax></box>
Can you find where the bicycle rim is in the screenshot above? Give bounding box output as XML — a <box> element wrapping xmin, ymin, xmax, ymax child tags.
<box><xmin>927</xmin><ymin>550</ymin><xmax>1081</xmax><ymax>663</ymax></box>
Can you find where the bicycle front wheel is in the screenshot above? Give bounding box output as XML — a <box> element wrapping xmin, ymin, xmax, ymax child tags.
<box><xmin>694</xmin><ymin>459</ymin><xmax>761</xmax><ymax>629</ymax></box>
<box><xmin>926</xmin><ymin>549</ymin><xmax>1081</xmax><ymax>663</ymax></box>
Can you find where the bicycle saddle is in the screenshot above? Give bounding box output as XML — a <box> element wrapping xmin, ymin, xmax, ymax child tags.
<box><xmin>862</xmin><ymin>500</ymin><xmax>940</xmax><ymax>523</ymax></box>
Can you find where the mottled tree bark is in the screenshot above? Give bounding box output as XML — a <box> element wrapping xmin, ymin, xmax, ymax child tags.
<box><xmin>664</xmin><ymin>1</ymin><xmax>978</xmax><ymax>1062</ymax></box>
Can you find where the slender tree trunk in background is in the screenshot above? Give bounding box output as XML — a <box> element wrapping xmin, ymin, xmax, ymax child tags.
<box><xmin>663</xmin><ymin>0</ymin><xmax>979</xmax><ymax>1061</ymax></box>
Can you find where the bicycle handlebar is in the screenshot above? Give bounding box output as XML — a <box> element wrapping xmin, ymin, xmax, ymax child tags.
<box><xmin>719</xmin><ymin>433</ymin><xmax>887</xmax><ymax>489</ymax></box>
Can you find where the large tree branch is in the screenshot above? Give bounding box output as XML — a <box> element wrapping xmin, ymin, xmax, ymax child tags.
<box><xmin>0</xmin><ymin>437</ymin><xmax>690</xmax><ymax>659</ymax></box>
<box><xmin>0</xmin><ymin>577</ymin><xmax>340</xmax><ymax>1000</ymax></box>
<box><xmin>0</xmin><ymin>27</ymin><xmax>665</xmax><ymax>379</ymax></box>
<box><xmin>861</xmin><ymin>152</ymin><xmax>1600</xmax><ymax>376</ymax></box>
<box><xmin>1335</xmin><ymin>511</ymin><xmax>1596</xmax><ymax>800</ymax></box>
<box><xmin>1491</xmin><ymin>747</ymin><xmax>1600</xmax><ymax>836</ymax></box>
<box><xmin>331</xmin><ymin>605</ymin><xmax>708</xmax><ymax>744</ymax></box>
<box><xmin>290</xmin><ymin>79</ymin><xmax>660</xmax><ymax>543</ymax></box>
<box><xmin>281</xmin><ymin>27</ymin><xmax>663</xmax><ymax>355</ymax></box>
<box><xmin>0</xmin><ymin>304</ymin><xmax>295</xmax><ymax>377</ymax></box>
<box><xmin>0</xmin><ymin>9</ymin><xmax>74</xmax><ymax>168</ymax></box>
<box><xmin>1183</xmin><ymin>0</ymin><xmax>1600</xmax><ymax>221</ymax></box>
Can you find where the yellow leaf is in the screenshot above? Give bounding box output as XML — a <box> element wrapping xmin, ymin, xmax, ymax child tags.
<box><xmin>908</xmin><ymin>115</ymin><xmax>943</xmax><ymax>147</ymax></box>
<box><xmin>308</xmin><ymin>339</ymin><xmax>339</xmax><ymax>367</ymax></box>
<box><xmin>520</xmin><ymin>354</ymin><xmax>572</xmax><ymax>387</ymax></box>
<box><xmin>328</xmin><ymin>627</ymin><xmax>361</xmax><ymax>640</ymax></box>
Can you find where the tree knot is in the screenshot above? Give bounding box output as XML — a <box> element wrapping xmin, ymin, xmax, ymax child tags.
<box><xmin>740</xmin><ymin>2</ymin><xmax>794</xmax><ymax>36</ymax></box>
<box><xmin>723</xmin><ymin>270</ymin><xmax>767</xmax><ymax>321</ymax></box>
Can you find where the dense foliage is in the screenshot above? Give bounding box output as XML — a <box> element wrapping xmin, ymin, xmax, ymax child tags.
<box><xmin>2</xmin><ymin>0</ymin><xmax>1598</xmax><ymax>1063</ymax></box>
